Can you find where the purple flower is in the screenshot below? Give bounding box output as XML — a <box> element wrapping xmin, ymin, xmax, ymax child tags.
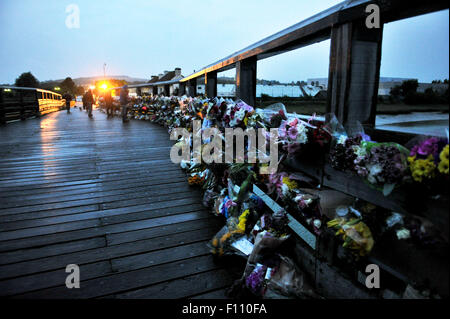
<box><xmin>410</xmin><ymin>137</ymin><xmax>440</xmax><ymax>159</ymax></box>
<box><xmin>360</xmin><ymin>133</ymin><xmax>372</xmax><ymax>142</ymax></box>
<box><xmin>245</xmin><ymin>265</ymin><xmax>266</xmax><ymax>295</ymax></box>
<box><xmin>288</xmin><ymin>126</ymin><xmax>298</xmax><ymax>140</ymax></box>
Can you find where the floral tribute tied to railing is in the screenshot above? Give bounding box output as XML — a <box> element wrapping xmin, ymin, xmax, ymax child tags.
<box><xmin>117</xmin><ymin>95</ymin><xmax>449</xmax><ymax>298</ymax></box>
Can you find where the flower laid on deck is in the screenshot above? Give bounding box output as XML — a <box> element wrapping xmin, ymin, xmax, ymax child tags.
<box><xmin>138</xmin><ymin>93</ymin><xmax>447</xmax><ymax>292</ymax></box>
<box><xmin>327</xmin><ymin>217</ymin><xmax>374</xmax><ymax>257</ymax></box>
<box><xmin>237</xmin><ymin>209</ymin><xmax>251</xmax><ymax>233</ymax></box>
<box><xmin>245</xmin><ymin>264</ymin><xmax>267</xmax><ymax>296</ymax></box>
<box><xmin>187</xmin><ymin>174</ymin><xmax>205</xmax><ymax>186</ymax></box>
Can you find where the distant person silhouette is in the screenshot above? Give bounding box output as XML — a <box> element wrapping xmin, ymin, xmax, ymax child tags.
<box><xmin>104</xmin><ymin>90</ymin><xmax>113</xmax><ymax>117</ymax></box>
<box><xmin>120</xmin><ymin>85</ymin><xmax>130</xmax><ymax>122</ymax></box>
<box><xmin>84</xmin><ymin>89</ymin><xmax>94</xmax><ymax>118</ymax></box>
<box><xmin>63</xmin><ymin>93</ymin><xmax>72</xmax><ymax>114</ymax></box>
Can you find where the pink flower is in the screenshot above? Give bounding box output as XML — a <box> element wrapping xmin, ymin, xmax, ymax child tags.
<box><xmin>224</xmin><ymin>198</ymin><xmax>237</xmax><ymax>209</ymax></box>
<box><xmin>288</xmin><ymin>126</ymin><xmax>298</xmax><ymax>140</ymax></box>
<box><xmin>289</xmin><ymin>118</ymin><xmax>298</xmax><ymax>127</ymax></box>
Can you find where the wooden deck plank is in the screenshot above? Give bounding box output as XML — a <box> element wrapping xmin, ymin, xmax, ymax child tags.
<box><xmin>112</xmin><ymin>269</ymin><xmax>234</xmax><ymax>299</ymax></box>
<box><xmin>0</xmin><ymin>109</ymin><xmax>231</xmax><ymax>298</ymax></box>
<box><xmin>14</xmin><ymin>255</ymin><xmax>220</xmax><ymax>299</ymax></box>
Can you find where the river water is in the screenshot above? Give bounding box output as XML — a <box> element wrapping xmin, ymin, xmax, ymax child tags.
<box><xmin>375</xmin><ymin>112</ymin><xmax>449</xmax><ymax>137</ymax></box>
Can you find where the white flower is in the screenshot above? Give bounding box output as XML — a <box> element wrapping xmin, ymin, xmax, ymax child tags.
<box><xmin>235</xmin><ymin>108</ymin><xmax>246</xmax><ymax>120</ymax></box>
<box><xmin>367</xmin><ymin>164</ymin><xmax>382</xmax><ymax>184</ymax></box>
<box><xmin>180</xmin><ymin>160</ymin><xmax>189</xmax><ymax>169</ymax></box>
<box><xmin>386</xmin><ymin>212</ymin><xmax>403</xmax><ymax>228</ymax></box>
<box><xmin>313</xmin><ymin>219</ymin><xmax>322</xmax><ymax>229</ymax></box>
<box><xmin>396</xmin><ymin>228</ymin><xmax>411</xmax><ymax>240</ymax></box>
<box><xmin>296</xmin><ymin>124</ymin><xmax>308</xmax><ymax>144</ymax></box>
<box><xmin>352</xmin><ymin>145</ymin><xmax>367</xmax><ymax>158</ymax></box>
<box><xmin>337</xmin><ymin>135</ymin><xmax>348</xmax><ymax>145</ymax></box>
<box><xmin>369</xmin><ymin>164</ymin><xmax>382</xmax><ymax>176</ymax></box>
<box><xmin>281</xmin><ymin>184</ymin><xmax>290</xmax><ymax>197</ymax></box>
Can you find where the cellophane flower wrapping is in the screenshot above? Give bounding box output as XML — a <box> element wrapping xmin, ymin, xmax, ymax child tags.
<box><xmin>327</xmin><ymin>217</ymin><xmax>374</xmax><ymax>257</ymax></box>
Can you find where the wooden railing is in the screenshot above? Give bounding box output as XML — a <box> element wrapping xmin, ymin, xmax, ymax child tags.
<box><xmin>0</xmin><ymin>87</ymin><xmax>65</xmax><ymax>124</ymax></box>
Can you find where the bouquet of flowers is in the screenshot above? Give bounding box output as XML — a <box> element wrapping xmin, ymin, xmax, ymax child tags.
<box><xmin>408</xmin><ymin>137</ymin><xmax>449</xmax><ymax>183</ymax></box>
<box><xmin>278</xmin><ymin>118</ymin><xmax>309</xmax><ymax>155</ymax></box>
<box><xmin>329</xmin><ymin>134</ymin><xmax>363</xmax><ymax>171</ymax></box>
<box><xmin>354</xmin><ymin>142</ymin><xmax>409</xmax><ymax>195</ymax></box>
<box><xmin>209</xmin><ymin>217</ymin><xmax>246</xmax><ymax>257</ymax></box>
<box><xmin>327</xmin><ymin>217</ymin><xmax>374</xmax><ymax>257</ymax></box>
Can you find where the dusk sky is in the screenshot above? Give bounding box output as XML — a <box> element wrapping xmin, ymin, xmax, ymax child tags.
<box><xmin>0</xmin><ymin>0</ymin><xmax>448</xmax><ymax>84</ymax></box>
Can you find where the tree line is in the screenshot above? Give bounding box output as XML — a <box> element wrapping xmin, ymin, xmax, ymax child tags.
<box><xmin>389</xmin><ymin>79</ymin><xmax>449</xmax><ymax>105</ymax></box>
<box><xmin>13</xmin><ymin>72</ymin><xmax>85</xmax><ymax>96</ymax></box>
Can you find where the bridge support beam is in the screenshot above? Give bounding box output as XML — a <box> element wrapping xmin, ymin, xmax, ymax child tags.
<box><xmin>236</xmin><ymin>56</ymin><xmax>257</xmax><ymax>107</ymax></box>
<box><xmin>205</xmin><ymin>71</ymin><xmax>217</xmax><ymax>98</ymax></box>
<box><xmin>327</xmin><ymin>20</ymin><xmax>383</xmax><ymax>134</ymax></box>
<box><xmin>187</xmin><ymin>79</ymin><xmax>197</xmax><ymax>97</ymax></box>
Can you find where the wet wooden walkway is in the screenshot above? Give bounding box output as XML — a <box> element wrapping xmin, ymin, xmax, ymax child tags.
<box><xmin>0</xmin><ymin>107</ymin><xmax>233</xmax><ymax>298</ymax></box>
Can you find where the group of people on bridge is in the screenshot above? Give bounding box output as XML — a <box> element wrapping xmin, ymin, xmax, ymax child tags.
<box><xmin>62</xmin><ymin>85</ymin><xmax>131</xmax><ymax>122</ymax></box>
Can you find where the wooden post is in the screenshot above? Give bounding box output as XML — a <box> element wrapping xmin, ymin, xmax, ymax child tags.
<box><xmin>136</xmin><ymin>87</ymin><xmax>142</xmax><ymax>96</ymax></box>
<box><xmin>236</xmin><ymin>56</ymin><xmax>257</xmax><ymax>107</ymax></box>
<box><xmin>152</xmin><ymin>86</ymin><xmax>158</xmax><ymax>96</ymax></box>
<box><xmin>327</xmin><ymin>20</ymin><xmax>383</xmax><ymax>134</ymax></box>
<box><xmin>188</xmin><ymin>79</ymin><xmax>197</xmax><ymax>97</ymax></box>
<box><xmin>179</xmin><ymin>82</ymin><xmax>186</xmax><ymax>96</ymax></box>
<box><xmin>205</xmin><ymin>71</ymin><xmax>217</xmax><ymax>98</ymax></box>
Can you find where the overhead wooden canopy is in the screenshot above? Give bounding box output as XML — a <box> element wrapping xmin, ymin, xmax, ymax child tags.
<box><xmin>180</xmin><ymin>0</ymin><xmax>449</xmax><ymax>82</ymax></box>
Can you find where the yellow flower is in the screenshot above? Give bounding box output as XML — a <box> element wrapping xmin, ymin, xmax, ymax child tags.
<box><xmin>409</xmin><ymin>155</ymin><xmax>436</xmax><ymax>182</ymax></box>
<box><xmin>328</xmin><ymin>218</ymin><xmax>374</xmax><ymax>256</ymax></box>
<box><xmin>220</xmin><ymin>232</ymin><xmax>231</xmax><ymax>244</ymax></box>
<box><xmin>212</xmin><ymin>238</ymin><xmax>218</xmax><ymax>247</ymax></box>
<box><xmin>237</xmin><ymin>209</ymin><xmax>250</xmax><ymax>232</ymax></box>
<box><xmin>282</xmin><ymin>177</ymin><xmax>298</xmax><ymax>190</ymax></box>
<box><xmin>438</xmin><ymin>145</ymin><xmax>449</xmax><ymax>174</ymax></box>
<box><xmin>440</xmin><ymin>145</ymin><xmax>449</xmax><ymax>162</ymax></box>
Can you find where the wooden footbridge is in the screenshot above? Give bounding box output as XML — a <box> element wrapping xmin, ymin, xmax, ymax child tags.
<box><xmin>0</xmin><ymin>0</ymin><xmax>448</xmax><ymax>299</ymax></box>
<box><xmin>0</xmin><ymin>109</ymin><xmax>234</xmax><ymax>298</ymax></box>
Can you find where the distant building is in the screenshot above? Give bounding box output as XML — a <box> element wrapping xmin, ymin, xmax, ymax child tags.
<box><xmin>306</xmin><ymin>77</ymin><xmax>448</xmax><ymax>97</ymax></box>
<box><xmin>156</xmin><ymin>68</ymin><xmax>183</xmax><ymax>95</ymax></box>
